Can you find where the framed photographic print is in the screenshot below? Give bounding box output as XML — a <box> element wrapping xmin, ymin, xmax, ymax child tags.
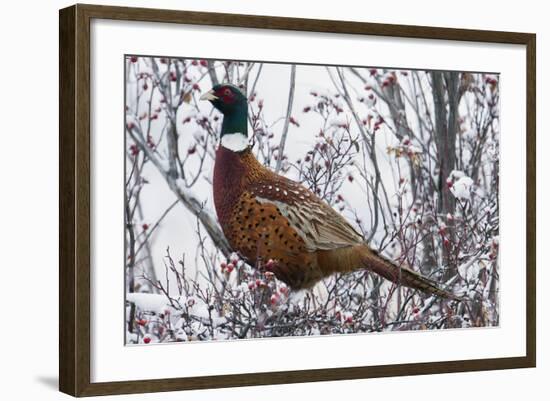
<box><xmin>59</xmin><ymin>4</ymin><xmax>536</xmax><ymax>397</ymax></box>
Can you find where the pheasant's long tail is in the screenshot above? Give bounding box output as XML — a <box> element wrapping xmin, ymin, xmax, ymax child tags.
<box><xmin>359</xmin><ymin>247</ymin><xmax>461</xmax><ymax>301</ymax></box>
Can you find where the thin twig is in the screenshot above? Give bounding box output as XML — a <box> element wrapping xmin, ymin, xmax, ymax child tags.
<box><xmin>275</xmin><ymin>65</ymin><xmax>296</xmax><ymax>173</ymax></box>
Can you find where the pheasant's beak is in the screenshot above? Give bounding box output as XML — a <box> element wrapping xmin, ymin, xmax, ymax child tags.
<box><xmin>200</xmin><ymin>90</ymin><xmax>218</xmax><ymax>101</ymax></box>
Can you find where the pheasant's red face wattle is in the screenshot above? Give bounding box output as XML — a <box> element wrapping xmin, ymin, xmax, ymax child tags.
<box><xmin>214</xmin><ymin>86</ymin><xmax>237</xmax><ymax>104</ymax></box>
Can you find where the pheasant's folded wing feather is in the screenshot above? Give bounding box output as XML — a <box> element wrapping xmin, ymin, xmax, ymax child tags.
<box><xmin>248</xmin><ymin>176</ymin><xmax>364</xmax><ymax>251</ymax></box>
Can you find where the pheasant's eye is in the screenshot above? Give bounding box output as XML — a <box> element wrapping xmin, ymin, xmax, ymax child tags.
<box><xmin>224</xmin><ymin>88</ymin><xmax>231</xmax><ymax>96</ymax></box>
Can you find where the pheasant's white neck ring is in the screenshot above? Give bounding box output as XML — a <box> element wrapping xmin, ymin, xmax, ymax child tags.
<box><xmin>220</xmin><ymin>133</ymin><xmax>249</xmax><ymax>152</ymax></box>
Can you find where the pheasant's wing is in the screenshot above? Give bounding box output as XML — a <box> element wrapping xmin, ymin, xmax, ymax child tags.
<box><xmin>248</xmin><ymin>175</ymin><xmax>364</xmax><ymax>252</ymax></box>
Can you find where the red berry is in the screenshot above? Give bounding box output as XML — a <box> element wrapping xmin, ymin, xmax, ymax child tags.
<box><xmin>369</xmin><ymin>68</ymin><xmax>377</xmax><ymax>76</ymax></box>
<box><xmin>270</xmin><ymin>294</ymin><xmax>280</xmax><ymax>305</ymax></box>
<box><xmin>255</xmin><ymin>279</ymin><xmax>265</xmax><ymax>288</ymax></box>
<box><xmin>265</xmin><ymin>259</ymin><xmax>275</xmax><ymax>271</ymax></box>
<box><xmin>129</xmin><ymin>144</ymin><xmax>139</xmax><ymax>156</ymax></box>
<box><xmin>142</xmin><ymin>224</ymin><xmax>149</xmax><ymax>231</ymax></box>
<box><xmin>143</xmin><ymin>336</ymin><xmax>151</xmax><ymax>344</ymax></box>
<box><xmin>137</xmin><ymin>319</ymin><xmax>147</xmax><ymax>326</ymax></box>
<box><xmin>412</xmin><ymin>307</ymin><xmax>420</xmax><ymax>314</ymax></box>
<box><xmin>192</xmin><ymin>83</ymin><xmax>200</xmax><ymax>91</ymax></box>
<box><xmin>199</xmin><ymin>59</ymin><xmax>208</xmax><ymax>67</ymax></box>
<box><xmin>130</xmin><ymin>56</ymin><xmax>138</xmax><ymax>63</ymax></box>
<box><xmin>147</xmin><ymin>135</ymin><xmax>155</xmax><ymax>149</ymax></box>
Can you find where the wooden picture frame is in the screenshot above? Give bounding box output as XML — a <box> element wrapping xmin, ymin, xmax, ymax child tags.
<box><xmin>59</xmin><ymin>3</ymin><xmax>536</xmax><ymax>397</ymax></box>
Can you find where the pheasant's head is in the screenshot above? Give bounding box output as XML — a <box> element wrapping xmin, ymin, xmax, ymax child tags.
<box><xmin>201</xmin><ymin>84</ymin><xmax>249</xmax><ymax>151</ymax></box>
<box><xmin>200</xmin><ymin>84</ymin><xmax>247</xmax><ymax>115</ymax></box>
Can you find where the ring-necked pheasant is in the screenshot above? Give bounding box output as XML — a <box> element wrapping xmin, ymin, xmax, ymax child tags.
<box><xmin>200</xmin><ymin>84</ymin><xmax>458</xmax><ymax>300</ymax></box>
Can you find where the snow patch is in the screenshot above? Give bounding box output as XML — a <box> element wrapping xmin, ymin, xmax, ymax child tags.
<box><xmin>447</xmin><ymin>170</ymin><xmax>474</xmax><ymax>200</ymax></box>
<box><xmin>126</xmin><ymin>293</ymin><xmax>169</xmax><ymax>313</ymax></box>
<box><xmin>449</xmin><ymin>170</ymin><xmax>466</xmax><ymax>180</ymax></box>
<box><xmin>451</xmin><ymin>176</ymin><xmax>474</xmax><ymax>200</ymax></box>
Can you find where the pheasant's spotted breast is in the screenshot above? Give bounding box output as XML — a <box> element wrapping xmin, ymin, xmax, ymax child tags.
<box><xmin>224</xmin><ymin>191</ymin><xmax>322</xmax><ymax>288</ymax></box>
